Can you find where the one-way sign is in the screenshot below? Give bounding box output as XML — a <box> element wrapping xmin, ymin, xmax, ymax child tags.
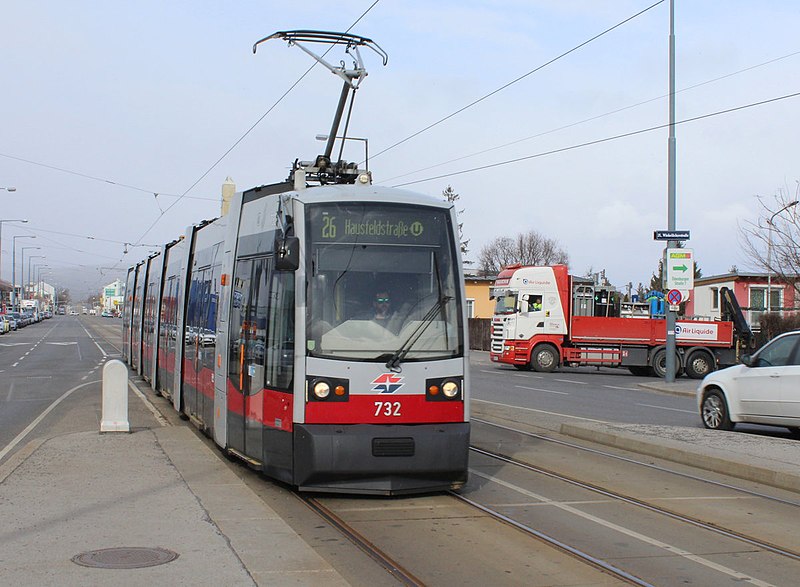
<box><xmin>654</xmin><ymin>230</ymin><xmax>690</xmax><ymax>241</ymax></box>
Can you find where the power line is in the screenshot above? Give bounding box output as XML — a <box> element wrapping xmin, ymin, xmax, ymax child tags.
<box><xmin>369</xmin><ymin>0</ymin><xmax>666</xmax><ymax>164</ymax></box>
<box><xmin>383</xmin><ymin>49</ymin><xmax>800</xmax><ymax>184</ymax></box>
<box><xmin>130</xmin><ymin>0</ymin><xmax>383</xmax><ymax>248</ymax></box>
<box><xmin>392</xmin><ymin>90</ymin><xmax>800</xmax><ymax>187</ymax></box>
<box><xmin>0</xmin><ymin>152</ymin><xmax>216</xmax><ymax>201</ymax></box>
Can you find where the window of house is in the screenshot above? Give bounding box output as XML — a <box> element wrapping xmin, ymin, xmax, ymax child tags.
<box><xmin>711</xmin><ymin>287</ymin><xmax>718</xmax><ymax>310</ymax></box>
<box><xmin>466</xmin><ymin>298</ymin><xmax>475</xmax><ymax>319</ymax></box>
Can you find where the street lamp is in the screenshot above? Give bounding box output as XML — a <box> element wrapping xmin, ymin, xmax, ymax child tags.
<box><xmin>28</xmin><ymin>255</ymin><xmax>45</xmax><ymax>299</ymax></box>
<box><xmin>37</xmin><ymin>266</ymin><xmax>50</xmax><ymax>291</ymax></box>
<box><xmin>12</xmin><ymin>235</ymin><xmax>35</xmax><ymax>311</ymax></box>
<box><xmin>0</xmin><ymin>218</ymin><xmax>28</xmax><ymax>284</ymax></box>
<box><xmin>35</xmin><ymin>266</ymin><xmax>49</xmax><ymax>302</ymax></box>
<box><xmin>0</xmin><ymin>187</ymin><xmax>16</xmax><ymax>192</ymax></box>
<box><xmin>766</xmin><ymin>199</ymin><xmax>799</xmax><ymax>313</ymax></box>
<box><xmin>20</xmin><ymin>246</ymin><xmax>40</xmax><ymax>306</ymax></box>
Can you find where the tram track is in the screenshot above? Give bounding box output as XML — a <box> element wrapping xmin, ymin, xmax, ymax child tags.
<box><xmin>473</xmin><ymin>417</ymin><xmax>800</xmax><ymax>508</ymax></box>
<box><xmin>468</xmin><ymin>444</ymin><xmax>800</xmax><ymax>564</ymax></box>
<box><xmin>462</xmin><ymin>418</ymin><xmax>800</xmax><ymax>585</ymax></box>
<box><xmin>299</xmin><ymin>495</ymin><xmax>426</xmax><ymax>587</ymax></box>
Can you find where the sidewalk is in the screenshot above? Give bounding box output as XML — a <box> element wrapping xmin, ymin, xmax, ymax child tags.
<box><xmin>0</xmin><ymin>380</ymin><xmax>348</xmax><ymax>586</ymax></box>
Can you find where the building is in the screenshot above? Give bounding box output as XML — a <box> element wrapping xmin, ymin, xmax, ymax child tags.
<box><xmin>464</xmin><ymin>275</ymin><xmax>495</xmax><ymax>319</ymax></box>
<box><xmin>102</xmin><ymin>279</ymin><xmax>125</xmax><ymax>314</ymax></box>
<box><xmin>685</xmin><ymin>271</ymin><xmax>798</xmax><ymax>330</ymax></box>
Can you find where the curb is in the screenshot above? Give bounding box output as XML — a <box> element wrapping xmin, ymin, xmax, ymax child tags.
<box><xmin>560</xmin><ymin>422</ymin><xmax>800</xmax><ymax>494</ymax></box>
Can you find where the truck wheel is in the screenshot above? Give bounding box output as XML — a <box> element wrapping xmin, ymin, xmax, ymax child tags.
<box><xmin>685</xmin><ymin>351</ymin><xmax>714</xmax><ymax>379</ymax></box>
<box><xmin>651</xmin><ymin>349</ymin><xmax>681</xmax><ymax>378</ymax></box>
<box><xmin>530</xmin><ymin>344</ymin><xmax>559</xmax><ymax>373</ymax></box>
<box><xmin>701</xmin><ymin>389</ymin><xmax>733</xmax><ymax>430</ymax></box>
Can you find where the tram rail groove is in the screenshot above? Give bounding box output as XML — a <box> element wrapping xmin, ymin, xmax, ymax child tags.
<box><xmin>473</xmin><ymin>417</ymin><xmax>800</xmax><ymax>508</ymax></box>
<box><xmin>448</xmin><ymin>491</ymin><xmax>653</xmax><ymax>587</ymax></box>
<box><xmin>299</xmin><ymin>495</ymin><xmax>426</xmax><ymax>587</ymax></box>
<box><xmin>469</xmin><ymin>444</ymin><xmax>800</xmax><ymax>564</ymax></box>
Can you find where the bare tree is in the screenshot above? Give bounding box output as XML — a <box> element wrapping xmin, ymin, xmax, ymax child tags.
<box><xmin>478</xmin><ymin>230</ymin><xmax>569</xmax><ymax>274</ymax></box>
<box><xmin>739</xmin><ymin>185</ymin><xmax>800</xmax><ymax>302</ymax></box>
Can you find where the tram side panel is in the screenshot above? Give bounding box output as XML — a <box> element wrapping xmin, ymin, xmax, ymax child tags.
<box><xmin>121</xmin><ymin>266</ymin><xmax>136</xmax><ymax>363</ymax></box>
<box><xmin>141</xmin><ymin>252</ymin><xmax>163</xmax><ymax>385</ymax></box>
<box><xmin>182</xmin><ymin>220</ymin><xmax>225</xmax><ymax>434</ymax></box>
<box><xmin>156</xmin><ymin>239</ymin><xmax>186</xmax><ymax>400</ymax></box>
<box><xmin>130</xmin><ymin>262</ymin><xmax>146</xmax><ymax>372</ymax></box>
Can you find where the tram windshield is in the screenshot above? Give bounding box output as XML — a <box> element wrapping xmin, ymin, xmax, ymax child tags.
<box><xmin>306</xmin><ymin>202</ymin><xmax>463</xmax><ymax>362</ymax></box>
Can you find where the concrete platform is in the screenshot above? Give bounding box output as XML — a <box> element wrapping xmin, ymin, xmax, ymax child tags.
<box><xmin>0</xmin><ymin>400</ymin><xmax>348</xmax><ymax>586</ymax></box>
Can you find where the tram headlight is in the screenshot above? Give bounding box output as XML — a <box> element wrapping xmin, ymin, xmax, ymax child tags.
<box><xmin>426</xmin><ymin>377</ymin><xmax>462</xmax><ymax>401</ymax></box>
<box><xmin>307</xmin><ymin>376</ymin><xmax>349</xmax><ymax>402</ymax></box>
<box><xmin>313</xmin><ymin>380</ymin><xmax>331</xmax><ymax>399</ymax></box>
<box><xmin>442</xmin><ymin>380</ymin><xmax>459</xmax><ymax>398</ymax></box>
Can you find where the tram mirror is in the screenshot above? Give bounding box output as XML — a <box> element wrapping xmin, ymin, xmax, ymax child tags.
<box><xmin>275</xmin><ymin>236</ymin><xmax>300</xmax><ymax>271</ymax></box>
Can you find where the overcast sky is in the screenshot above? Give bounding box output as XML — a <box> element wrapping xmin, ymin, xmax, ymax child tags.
<box><xmin>2</xmin><ymin>1</ymin><xmax>798</xmax><ymax>299</ymax></box>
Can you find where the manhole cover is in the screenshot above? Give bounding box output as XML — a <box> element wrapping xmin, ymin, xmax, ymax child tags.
<box><xmin>72</xmin><ymin>547</ymin><xmax>179</xmax><ymax>569</ymax></box>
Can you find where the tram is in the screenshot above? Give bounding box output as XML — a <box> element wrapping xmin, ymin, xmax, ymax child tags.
<box><xmin>121</xmin><ymin>31</ymin><xmax>469</xmax><ymax>494</ymax></box>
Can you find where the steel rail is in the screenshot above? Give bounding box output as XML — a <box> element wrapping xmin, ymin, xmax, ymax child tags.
<box><xmin>469</xmin><ymin>438</ymin><xmax>800</xmax><ymax>563</ymax></box>
<box><xmin>299</xmin><ymin>495</ymin><xmax>426</xmax><ymax>587</ymax></box>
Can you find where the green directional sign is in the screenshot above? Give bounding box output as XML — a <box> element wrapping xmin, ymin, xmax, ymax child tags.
<box><xmin>665</xmin><ymin>248</ymin><xmax>694</xmax><ymax>290</ymax></box>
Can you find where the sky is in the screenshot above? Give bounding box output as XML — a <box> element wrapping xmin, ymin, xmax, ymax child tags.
<box><xmin>2</xmin><ymin>1</ymin><xmax>799</xmax><ymax>300</ymax></box>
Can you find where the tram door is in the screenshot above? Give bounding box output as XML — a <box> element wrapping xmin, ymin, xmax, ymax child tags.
<box><xmin>227</xmin><ymin>257</ymin><xmax>270</xmax><ymax>460</ymax></box>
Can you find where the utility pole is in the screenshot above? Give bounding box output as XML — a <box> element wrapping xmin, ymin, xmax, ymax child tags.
<box><xmin>665</xmin><ymin>0</ymin><xmax>677</xmax><ymax>382</ymax></box>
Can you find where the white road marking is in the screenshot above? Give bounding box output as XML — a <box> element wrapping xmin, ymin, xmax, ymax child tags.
<box><xmin>515</xmin><ymin>385</ymin><xmax>569</xmax><ymax>395</ymax></box>
<box><xmin>555</xmin><ymin>378</ymin><xmax>588</xmax><ymax>385</ymax></box>
<box><xmin>471</xmin><ymin>470</ymin><xmax>775</xmax><ymax>587</ymax></box>
<box><xmin>637</xmin><ymin>403</ymin><xmax>696</xmax><ymax>414</ymax></box>
<box><xmin>0</xmin><ymin>380</ymin><xmax>99</xmax><ymax>462</ymax></box>
<box><xmin>603</xmin><ymin>385</ymin><xmax>641</xmax><ymax>391</ymax></box>
<box><xmin>472</xmin><ymin>398</ymin><xmax>607</xmax><ymax>423</ymax></box>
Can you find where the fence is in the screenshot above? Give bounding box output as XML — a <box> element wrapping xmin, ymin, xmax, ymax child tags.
<box><xmin>469</xmin><ymin>318</ymin><xmax>491</xmax><ymax>351</ymax></box>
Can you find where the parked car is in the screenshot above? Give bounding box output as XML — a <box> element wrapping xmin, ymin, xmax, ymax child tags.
<box><xmin>0</xmin><ymin>316</ymin><xmax>9</xmax><ymax>333</ymax></box>
<box><xmin>698</xmin><ymin>330</ymin><xmax>800</xmax><ymax>436</ymax></box>
<box><xmin>3</xmin><ymin>313</ymin><xmax>18</xmax><ymax>330</ymax></box>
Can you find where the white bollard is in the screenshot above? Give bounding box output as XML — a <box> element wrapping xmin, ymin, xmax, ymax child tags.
<box><xmin>101</xmin><ymin>360</ymin><xmax>130</xmax><ymax>433</ymax></box>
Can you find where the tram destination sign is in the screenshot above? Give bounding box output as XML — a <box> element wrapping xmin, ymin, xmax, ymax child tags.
<box><xmin>310</xmin><ymin>206</ymin><xmax>443</xmax><ymax>246</ymax></box>
<box><xmin>653</xmin><ymin>230</ymin><xmax>690</xmax><ymax>241</ymax></box>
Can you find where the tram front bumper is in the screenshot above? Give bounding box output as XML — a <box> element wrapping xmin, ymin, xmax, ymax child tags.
<box><xmin>293</xmin><ymin>422</ymin><xmax>470</xmax><ymax>495</ymax></box>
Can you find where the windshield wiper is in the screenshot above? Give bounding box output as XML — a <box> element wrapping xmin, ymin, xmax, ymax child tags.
<box><xmin>382</xmin><ymin>296</ymin><xmax>453</xmax><ymax>372</ymax></box>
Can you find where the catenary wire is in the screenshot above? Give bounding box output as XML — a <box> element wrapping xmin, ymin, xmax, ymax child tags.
<box><xmin>369</xmin><ymin>0</ymin><xmax>666</xmax><ymax>164</ymax></box>
<box><xmin>383</xmin><ymin>49</ymin><xmax>800</xmax><ymax>184</ymax></box>
<box><xmin>128</xmin><ymin>0</ymin><xmax>382</xmax><ymax>249</ymax></box>
<box><xmin>0</xmin><ymin>152</ymin><xmax>216</xmax><ymax>202</ymax></box>
<box><xmin>391</xmin><ymin>90</ymin><xmax>800</xmax><ymax>187</ymax></box>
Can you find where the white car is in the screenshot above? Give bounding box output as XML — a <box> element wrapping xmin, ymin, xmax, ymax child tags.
<box><xmin>698</xmin><ymin>330</ymin><xmax>800</xmax><ymax>435</ymax></box>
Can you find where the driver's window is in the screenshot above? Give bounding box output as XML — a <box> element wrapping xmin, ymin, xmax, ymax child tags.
<box><xmin>755</xmin><ymin>334</ymin><xmax>799</xmax><ymax>367</ymax></box>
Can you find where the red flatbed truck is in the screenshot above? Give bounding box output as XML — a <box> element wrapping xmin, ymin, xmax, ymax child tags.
<box><xmin>489</xmin><ymin>264</ymin><xmax>752</xmax><ymax>379</ymax></box>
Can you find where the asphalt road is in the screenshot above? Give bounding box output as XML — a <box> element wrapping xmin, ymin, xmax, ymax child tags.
<box><xmin>0</xmin><ymin>315</ymin><xmax>112</xmax><ymax>455</ymax></box>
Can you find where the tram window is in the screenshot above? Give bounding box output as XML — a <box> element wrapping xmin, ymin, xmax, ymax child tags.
<box><xmin>264</xmin><ymin>271</ymin><xmax>294</xmax><ymax>390</ymax></box>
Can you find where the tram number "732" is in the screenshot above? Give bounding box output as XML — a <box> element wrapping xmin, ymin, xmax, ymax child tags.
<box><xmin>374</xmin><ymin>401</ymin><xmax>401</xmax><ymax>417</ymax></box>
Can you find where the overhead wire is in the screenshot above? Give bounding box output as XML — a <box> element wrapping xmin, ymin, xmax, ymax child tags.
<box><xmin>391</xmin><ymin>90</ymin><xmax>800</xmax><ymax>187</ymax></box>
<box><xmin>0</xmin><ymin>152</ymin><xmax>216</xmax><ymax>201</ymax></box>
<box><xmin>369</xmin><ymin>0</ymin><xmax>666</xmax><ymax>164</ymax></box>
<box><xmin>383</xmin><ymin>49</ymin><xmax>800</xmax><ymax>184</ymax></box>
<box><xmin>128</xmin><ymin>0</ymin><xmax>382</xmax><ymax>249</ymax></box>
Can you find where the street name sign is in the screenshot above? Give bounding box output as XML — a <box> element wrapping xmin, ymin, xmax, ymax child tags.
<box><xmin>654</xmin><ymin>230</ymin><xmax>690</xmax><ymax>241</ymax></box>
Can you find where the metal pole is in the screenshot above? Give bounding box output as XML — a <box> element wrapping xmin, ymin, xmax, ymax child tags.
<box><xmin>767</xmin><ymin>200</ymin><xmax>799</xmax><ymax>315</ymax></box>
<box><xmin>324</xmin><ymin>81</ymin><xmax>353</xmax><ymax>160</ymax></box>
<box><xmin>665</xmin><ymin>0</ymin><xmax>677</xmax><ymax>382</ymax></box>
<box><xmin>11</xmin><ymin>238</ymin><xmax>15</xmax><ymax>311</ymax></box>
